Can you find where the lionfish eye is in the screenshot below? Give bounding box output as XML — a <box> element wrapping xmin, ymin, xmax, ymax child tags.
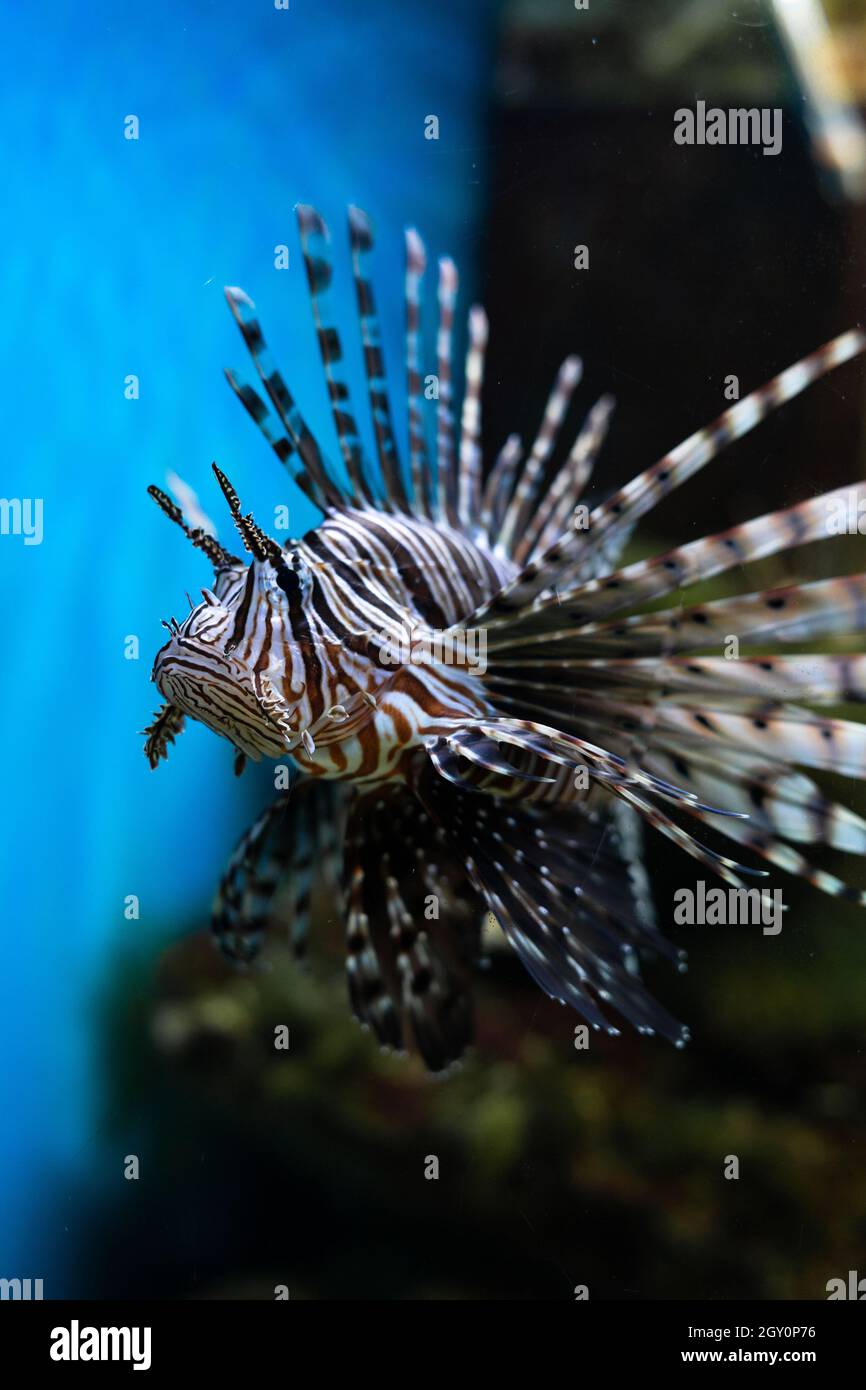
<box><xmin>285</xmin><ymin>548</ymin><xmax>313</xmax><ymax>600</ymax></box>
<box><xmin>184</xmin><ymin>600</ymin><xmax>228</xmax><ymax>643</ymax></box>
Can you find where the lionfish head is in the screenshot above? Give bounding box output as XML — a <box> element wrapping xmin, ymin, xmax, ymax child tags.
<box><xmin>144</xmin><ymin>467</ymin><xmax>311</xmax><ymax>765</ymax></box>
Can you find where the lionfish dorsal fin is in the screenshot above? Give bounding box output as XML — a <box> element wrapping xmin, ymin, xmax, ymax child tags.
<box><xmin>296</xmin><ymin>203</ymin><xmax>378</xmax><ymax>508</ymax></box>
<box><xmin>404</xmin><ymin>227</ymin><xmax>434</xmax><ymax>519</ymax></box>
<box><xmin>347</xmin><ymin>204</ymin><xmax>410</xmax><ymax>513</ymax></box>
<box><xmin>223</xmin><ymin>284</ymin><xmax>346</xmax><ymax>513</ymax></box>
<box><xmin>497</xmin><ymin>354</ymin><xmax>582</xmax><ymax>559</ymax></box>
<box><xmin>435</xmin><ymin>255</ymin><xmax>459</xmax><ymax>528</ymax></box>
<box><xmin>463</xmin><ymin>329</ymin><xmax>866</xmax><ymax>627</ymax></box>
<box><xmin>222</xmin><ymin>365</ymin><xmax>318</xmax><ymax>510</ymax></box>
<box><xmin>512</xmin><ymin>479</ymin><xmax>866</xmax><ymax>634</ymax></box>
<box><xmin>457</xmin><ymin>304</ymin><xmax>488</xmax><ymax>536</ymax></box>
<box><xmin>516</xmin><ymin>392</ymin><xmax>615</xmax><ymax>563</ymax></box>
<box><xmin>480</xmin><ymin>432</ymin><xmax>522</xmax><ymax>543</ymax></box>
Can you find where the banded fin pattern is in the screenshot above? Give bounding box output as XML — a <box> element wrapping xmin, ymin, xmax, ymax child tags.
<box><xmin>412</xmin><ymin>762</ymin><xmax>689</xmax><ymax>1044</ymax></box>
<box><xmin>212</xmin><ymin>782</ymin><xmax>345</xmax><ymax>966</ymax></box>
<box><xmin>343</xmin><ymin>783</ymin><xmax>478</xmax><ymax>1069</ymax></box>
<box><xmin>405</xmin><ymin>227</ymin><xmax>434</xmax><ymax>519</ymax></box>
<box><xmin>348</xmin><ymin>205</ymin><xmax>409</xmax><ymax>513</ymax></box>
<box><xmin>465</xmin><ymin>329</ymin><xmax>866</xmax><ymax>625</ymax></box>
<box><xmin>297</xmin><ymin>203</ymin><xmax>377</xmax><ymax>506</ymax></box>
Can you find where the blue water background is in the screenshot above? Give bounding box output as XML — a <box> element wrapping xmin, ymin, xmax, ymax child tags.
<box><xmin>0</xmin><ymin>0</ymin><xmax>496</xmax><ymax>1288</ymax></box>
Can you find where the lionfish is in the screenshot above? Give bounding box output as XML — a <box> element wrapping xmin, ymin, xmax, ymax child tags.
<box><xmin>144</xmin><ymin>204</ymin><xmax>866</xmax><ymax>1070</ymax></box>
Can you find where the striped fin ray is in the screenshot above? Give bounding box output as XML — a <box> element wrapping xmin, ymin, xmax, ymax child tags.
<box><xmin>639</xmin><ymin>739</ymin><xmax>866</xmax><ymax>905</ymax></box>
<box><xmin>497</xmin><ymin>355</ymin><xmax>582</xmax><ymax>559</ymax></box>
<box><xmin>282</xmin><ymin>824</ymin><xmax>317</xmax><ymax>960</ymax></box>
<box><xmin>457</xmin><ymin>305</ymin><xmax>488</xmax><ymax>533</ymax></box>
<box><xmin>642</xmin><ymin>743</ymin><xmax>866</xmax><ymax>857</ymax></box>
<box><xmin>578</xmin><ymin>573</ymin><xmax>866</xmax><ymax>657</ymax></box>
<box><xmin>648</xmin><ymin>702</ymin><xmax>866</xmax><ymax>780</ymax></box>
<box><xmin>609</xmin><ymin>783</ymin><xmax>765</xmax><ymax>890</ymax></box>
<box><xmin>485</xmin><ymin>573</ymin><xmax>866</xmax><ymax>662</ymax></box>
<box><xmin>412</xmin><ymin>763</ymin><xmax>689</xmax><ymax>1042</ymax></box>
<box><xmin>430</xmin><ymin>714</ymin><xmax>749</xmax><ymax>819</ymax></box>
<box><xmin>212</xmin><ymin>795</ymin><xmax>291</xmax><ymax>964</ymax></box>
<box><xmin>296</xmin><ymin>203</ymin><xmax>377</xmax><ymax>507</ymax></box>
<box><xmin>211</xmin><ymin>783</ymin><xmax>345</xmax><ymax>965</ymax></box>
<box><xmin>520</xmin><ymin>393</ymin><xmax>615</xmax><ymax>564</ymax></box>
<box><xmin>534</xmin><ymin>653</ymin><xmax>866</xmax><ymax>707</ymax></box>
<box><xmin>484</xmin><ymin>697</ymin><xmax>866</xmax><ymax>904</ymax></box>
<box><xmin>431</xmin><ymin>728</ymin><xmax>745</xmax><ymax>825</ymax></box>
<box><xmin>427</xmin><ymin>735</ymin><xmax>557</xmax><ymax>788</ymax></box>
<box><xmin>480</xmin><ymin>433</ymin><xmax>522</xmax><ymax>543</ymax></box>
<box><xmin>436</xmin><ymin>701</ymin><xmax>864</xmax><ymax>898</ymax></box>
<box><xmin>223</xmin><ymin>285</ymin><xmax>345</xmax><ymax>510</ymax></box>
<box><xmin>574</xmin><ymin>328</ymin><xmax>866</xmax><ymax>574</ymax></box>
<box><xmin>405</xmin><ymin>228</ymin><xmax>434</xmax><ymax>518</ymax></box>
<box><xmin>482</xmin><ymin>680</ymin><xmax>647</xmax><ymax>750</ymax></box>
<box><xmin>484</xmin><ymin>682</ymin><xmax>866</xmax><ymax>802</ymax></box>
<box><xmin>344</xmin><ymin>852</ymin><xmax>402</xmax><ymax>1051</ymax></box>
<box><xmin>221</xmin><ymin>369</ymin><xmax>320</xmax><ymax>508</ymax></box>
<box><xmin>288</xmin><ymin>789</ymin><xmax>348</xmax><ymax>960</ymax></box>
<box><xmin>467</xmin><ymin>834</ymin><xmax>684</xmax><ymax>1035</ymax></box>
<box><xmin>347</xmin><ymin>205</ymin><xmax>410</xmax><ymax>512</ymax></box>
<box><xmin>343</xmin><ymin>786</ymin><xmax>478</xmax><ymax>1069</ymax></box>
<box><xmin>467</xmin><ymin>329</ymin><xmax>866</xmax><ymax>624</ymax></box>
<box><xmin>680</xmin><ymin>801</ymin><xmax>866</xmax><ymax>907</ymax></box>
<box><xmin>435</xmin><ymin>256</ymin><xmax>460</xmax><ymax>527</ymax></box>
<box><xmin>502</xmin><ymin>481</ymin><xmax>866</xmax><ymax>638</ymax></box>
<box><xmin>443</xmin><ymin>728</ymin><xmax>555</xmax><ymax>782</ymax></box>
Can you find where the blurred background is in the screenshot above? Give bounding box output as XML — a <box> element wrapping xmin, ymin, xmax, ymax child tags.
<box><xmin>1</xmin><ymin>0</ymin><xmax>866</xmax><ymax>1300</ymax></box>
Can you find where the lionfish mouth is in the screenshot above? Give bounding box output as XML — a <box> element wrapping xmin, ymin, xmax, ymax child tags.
<box><xmin>152</xmin><ymin>636</ymin><xmax>291</xmax><ymax>761</ymax></box>
<box><xmin>151</xmin><ymin>619</ymin><xmax>294</xmax><ymax>761</ymax></box>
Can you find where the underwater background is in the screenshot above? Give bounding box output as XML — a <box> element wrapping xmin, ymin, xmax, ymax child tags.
<box><xmin>2</xmin><ymin>0</ymin><xmax>866</xmax><ymax>1298</ymax></box>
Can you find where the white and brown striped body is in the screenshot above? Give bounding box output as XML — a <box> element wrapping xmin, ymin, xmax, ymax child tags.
<box><xmin>153</xmin><ymin>506</ymin><xmax>513</xmax><ymax>783</ymax></box>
